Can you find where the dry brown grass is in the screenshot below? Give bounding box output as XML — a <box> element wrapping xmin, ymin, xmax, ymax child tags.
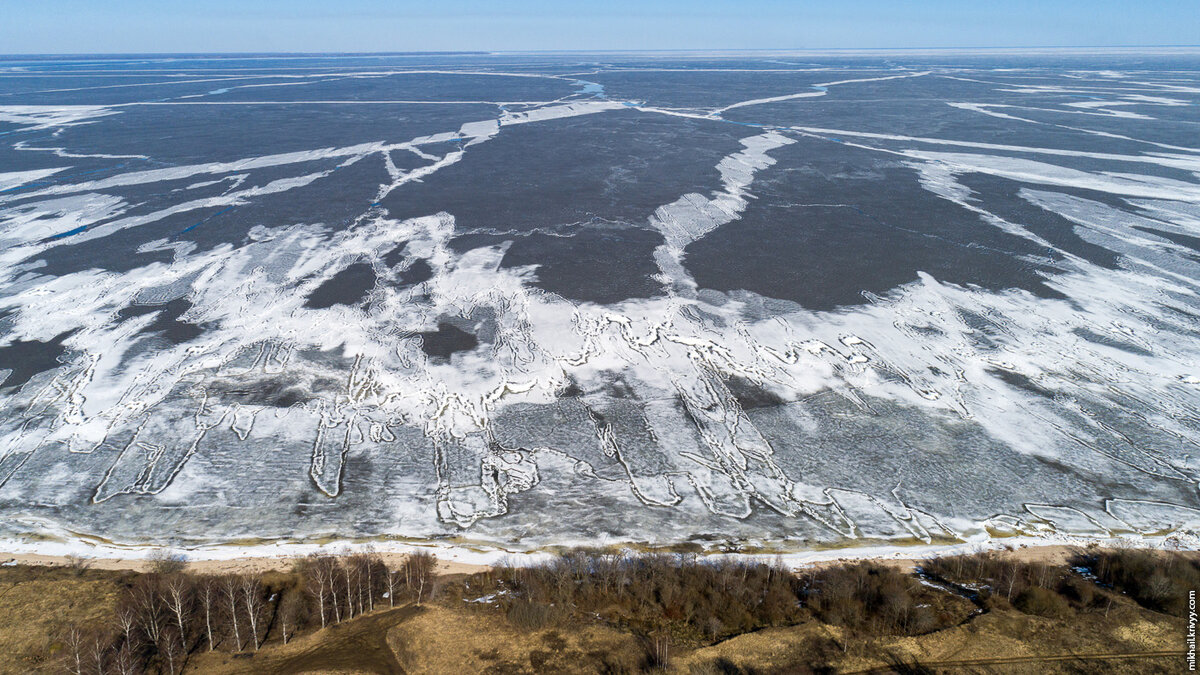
<box><xmin>188</xmin><ymin>604</ymin><xmax>418</xmax><ymax>674</ymax></box>
<box><xmin>175</xmin><ymin>598</ymin><xmax>1190</xmax><ymax>675</ymax></box>
<box><xmin>391</xmin><ymin>604</ymin><xmax>642</xmax><ymax>674</ymax></box>
<box><xmin>0</xmin><ymin>565</ymin><xmax>124</xmax><ymax>674</ymax></box>
<box><xmin>0</xmin><ymin>547</ymin><xmax>1192</xmax><ymax>674</ymax></box>
<box><xmin>182</xmin><ymin>603</ymin><xmax>640</xmax><ymax>674</ymax></box>
<box><xmin>682</xmin><ymin>600</ymin><xmax>1184</xmax><ymax>674</ymax></box>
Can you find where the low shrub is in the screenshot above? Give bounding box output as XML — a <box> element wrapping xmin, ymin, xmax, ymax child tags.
<box><xmin>1014</xmin><ymin>586</ymin><xmax>1071</xmax><ymax>618</ymax></box>
<box><xmin>1075</xmin><ymin>549</ymin><xmax>1200</xmax><ymax>617</ymax></box>
<box><xmin>804</xmin><ymin>564</ymin><xmax>944</xmax><ymax>635</ymax></box>
<box><xmin>506</xmin><ymin>599</ymin><xmax>564</xmax><ymax>630</ymax></box>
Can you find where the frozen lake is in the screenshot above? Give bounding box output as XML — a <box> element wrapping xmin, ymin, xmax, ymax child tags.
<box><xmin>1</xmin><ymin>50</ymin><xmax>1199</xmax><ymax>554</ymax></box>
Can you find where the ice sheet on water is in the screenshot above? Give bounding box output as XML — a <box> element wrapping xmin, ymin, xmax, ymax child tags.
<box><xmin>0</xmin><ymin>52</ymin><xmax>1199</xmax><ymax>555</ymax></box>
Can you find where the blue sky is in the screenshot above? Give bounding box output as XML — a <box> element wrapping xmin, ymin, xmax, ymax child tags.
<box><xmin>2</xmin><ymin>0</ymin><xmax>1197</xmax><ymax>54</ymax></box>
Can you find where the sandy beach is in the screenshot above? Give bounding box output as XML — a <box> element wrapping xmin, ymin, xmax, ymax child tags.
<box><xmin>3</xmin><ymin>536</ymin><xmax>1189</xmax><ymax>577</ymax></box>
<box><xmin>0</xmin><ymin>550</ymin><xmax>493</xmax><ymax>576</ymax></box>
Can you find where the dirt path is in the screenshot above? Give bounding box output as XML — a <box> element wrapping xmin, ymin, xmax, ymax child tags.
<box><xmin>208</xmin><ymin>605</ymin><xmax>420</xmax><ymax>674</ymax></box>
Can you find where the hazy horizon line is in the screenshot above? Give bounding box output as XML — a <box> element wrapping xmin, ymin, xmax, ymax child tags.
<box><xmin>3</xmin><ymin>44</ymin><xmax>1200</xmax><ymax>59</ymax></box>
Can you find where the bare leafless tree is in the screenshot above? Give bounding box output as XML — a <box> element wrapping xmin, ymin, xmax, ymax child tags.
<box><xmin>62</xmin><ymin>624</ymin><xmax>86</xmax><ymax>675</ymax></box>
<box><xmin>353</xmin><ymin>554</ymin><xmax>367</xmax><ymax>616</ymax></box>
<box><xmin>1004</xmin><ymin>562</ymin><xmax>1019</xmax><ymax>600</ymax></box>
<box><xmin>240</xmin><ymin>575</ymin><xmax>264</xmax><ymax>651</ymax></box>
<box><xmin>415</xmin><ymin>567</ymin><xmax>427</xmax><ymax>606</ymax></box>
<box><xmin>130</xmin><ymin>576</ymin><xmax>165</xmax><ymax>648</ymax></box>
<box><xmin>221</xmin><ymin>575</ymin><xmax>243</xmax><ymax>651</ymax></box>
<box><xmin>114</xmin><ymin>606</ymin><xmax>137</xmax><ymax>644</ymax></box>
<box><xmin>304</xmin><ymin>556</ymin><xmax>332</xmax><ymax>628</ymax></box>
<box><xmin>111</xmin><ymin>641</ymin><xmax>139</xmax><ymax>675</ymax></box>
<box><xmin>308</xmin><ymin>555</ymin><xmax>343</xmax><ymax>625</ymax></box>
<box><xmin>87</xmin><ymin>630</ymin><xmax>112</xmax><ymax>675</ymax></box>
<box><xmin>198</xmin><ymin>577</ymin><xmax>217</xmax><ymax>651</ymax></box>
<box><xmin>279</xmin><ymin>591</ymin><xmax>303</xmax><ymax>645</ymax></box>
<box><xmin>65</xmin><ymin>554</ymin><xmax>93</xmax><ymax>577</ymax></box>
<box><xmin>341</xmin><ymin>555</ymin><xmax>356</xmax><ymax>620</ymax></box>
<box><xmin>161</xmin><ymin>626</ymin><xmax>183</xmax><ymax>675</ymax></box>
<box><xmin>356</xmin><ymin>552</ymin><xmax>375</xmax><ymax>613</ymax></box>
<box><xmin>328</xmin><ymin>557</ymin><xmax>342</xmax><ymax>623</ymax></box>
<box><xmin>385</xmin><ymin>566</ymin><xmax>399</xmax><ymax>608</ymax></box>
<box><xmin>647</xmin><ymin>631</ymin><xmax>669</xmax><ymax>670</ymax></box>
<box><xmin>406</xmin><ymin>552</ymin><xmax>437</xmax><ymax>607</ymax></box>
<box><xmin>163</xmin><ymin>574</ymin><xmax>192</xmax><ymax>651</ymax></box>
<box><xmin>146</xmin><ymin>549</ymin><xmax>188</xmax><ymax>576</ymax></box>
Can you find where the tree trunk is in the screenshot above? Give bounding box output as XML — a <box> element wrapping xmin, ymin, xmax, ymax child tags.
<box><xmin>224</xmin><ymin>579</ymin><xmax>242</xmax><ymax>650</ymax></box>
<box><xmin>317</xmin><ymin>581</ymin><xmax>327</xmax><ymax>628</ymax></box>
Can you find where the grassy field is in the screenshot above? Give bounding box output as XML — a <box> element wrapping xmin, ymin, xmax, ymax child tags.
<box><xmin>181</xmin><ymin>597</ymin><xmax>1185</xmax><ymax>674</ymax></box>
<box><xmin>0</xmin><ymin>547</ymin><xmax>1191</xmax><ymax>674</ymax></box>
<box><xmin>0</xmin><ymin>564</ymin><xmax>124</xmax><ymax>672</ymax></box>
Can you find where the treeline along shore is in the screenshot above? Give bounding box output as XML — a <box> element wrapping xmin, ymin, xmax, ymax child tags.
<box><xmin>0</xmin><ymin>544</ymin><xmax>1194</xmax><ymax>673</ymax></box>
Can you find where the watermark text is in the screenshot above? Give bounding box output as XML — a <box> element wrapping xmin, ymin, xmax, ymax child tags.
<box><xmin>1188</xmin><ymin>590</ymin><xmax>1196</xmax><ymax>671</ymax></box>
